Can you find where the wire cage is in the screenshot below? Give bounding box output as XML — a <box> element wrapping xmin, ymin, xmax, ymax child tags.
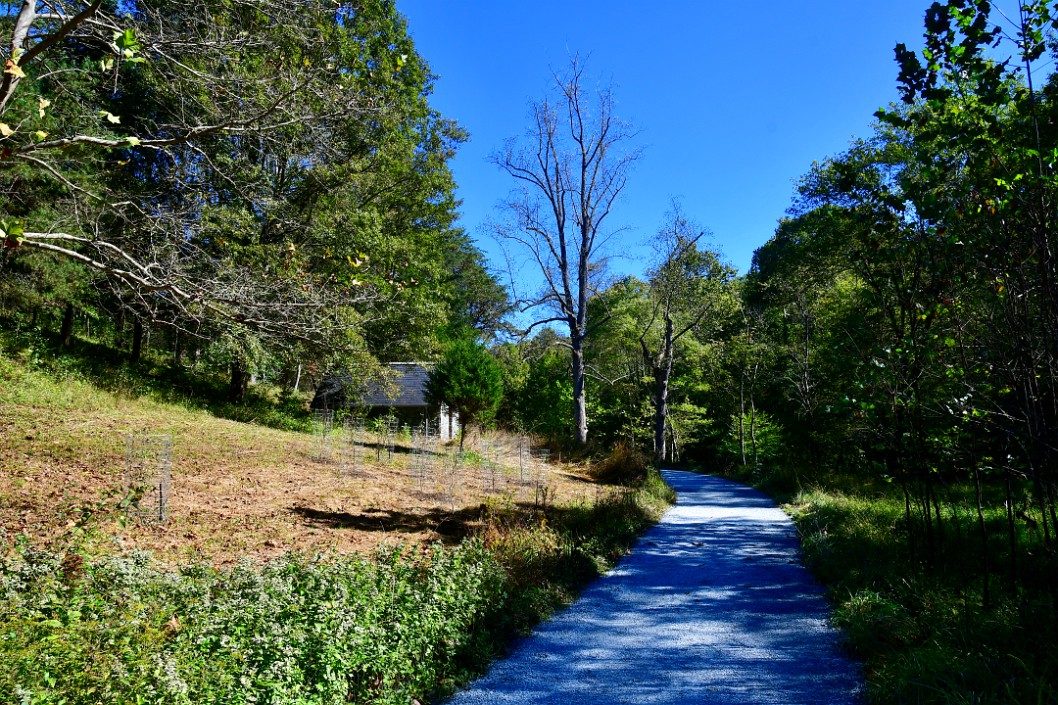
<box><xmin>313</xmin><ymin>409</ymin><xmax>335</xmax><ymax>462</ymax></box>
<box><xmin>123</xmin><ymin>434</ymin><xmax>172</xmax><ymax>523</ymax></box>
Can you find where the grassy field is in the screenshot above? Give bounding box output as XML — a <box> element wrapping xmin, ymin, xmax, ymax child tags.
<box><xmin>0</xmin><ymin>336</ymin><xmax>674</xmax><ymax>704</ymax></box>
<box><xmin>0</xmin><ymin>352</ymin><xmax>616</xmax><ymax>564</ymax></box>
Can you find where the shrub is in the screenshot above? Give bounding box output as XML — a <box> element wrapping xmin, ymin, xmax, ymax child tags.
<box><xmin>0</xmin><ymin>543</ymin><xmax>506</xmax><ymax>705</ymax></box>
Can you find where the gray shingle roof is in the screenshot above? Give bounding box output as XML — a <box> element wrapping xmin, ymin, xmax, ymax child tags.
<box><xmin>360</xmin><ymin>362</ymin><xmax>435</xmax><ymax>407</ymax></box>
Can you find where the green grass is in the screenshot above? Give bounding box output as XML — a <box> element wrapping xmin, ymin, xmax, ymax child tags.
<box><xmin>785</xmin><ymin>485</ymin><xmax>1058</xmax><ymax>705</ymax></box>
<box><xmin>0</xmin><ymin>323</ymin><xmax>314</xmax><ymax>433</ymax></box>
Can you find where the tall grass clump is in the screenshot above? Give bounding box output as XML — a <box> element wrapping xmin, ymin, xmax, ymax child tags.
<box><xmin>787</xmin><ymin>486</ymin><xmax>1058</xmax><ymax>705</ymax></box>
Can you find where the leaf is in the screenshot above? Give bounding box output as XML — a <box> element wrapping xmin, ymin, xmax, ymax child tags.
<box><xmin>3</xmin><ymin>221</ymin><xmax>21</xmax><ymax>237</ymax></box>
<box><xmin>37</xmin><ymin>97</ymin><xmax>51</xmax><ymax>118</ymax></box>
<box><xmin>125</xmin><ymin>136</ymin><xmax>140</xmax><ymax>146</ymax></box>
<box><xmin>99</xmin><ymin>111</ymin><xmax>121</xmax><ymax>124</ymax></box>
<box><xmin>34</xmin><ymin>130</ymin><xmax>47</xmax><ymax>142</ymax></box>
<box><xmin>112</xmin><ymin>28</ymin><xmax>140</xmax><ymax>57</ymax></box>
<box><xmin>0</xmin><ymin>123</ymin><xmax>13</xmax><ymax>137</ymax></box>
<box><xmin>4</xmin><ymin>59</ymin><xmax>25</xmax><ymax>78</ymax></box>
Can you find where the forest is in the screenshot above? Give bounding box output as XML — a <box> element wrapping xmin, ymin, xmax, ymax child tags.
<box><xmin>2</xmin><ymin>0</ymin><xmax>1058</xmax><ymax>704</ymax></box>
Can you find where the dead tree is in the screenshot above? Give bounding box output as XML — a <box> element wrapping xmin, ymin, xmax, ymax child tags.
<box><xmin>494</xmin><ymin>56</ymin><xmax>639</xmax><ymax>446</ymax></box>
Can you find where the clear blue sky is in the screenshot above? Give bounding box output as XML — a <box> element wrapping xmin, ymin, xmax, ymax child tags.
<box><xmin>396</xmin><ymin>1</ymin><xmax>935</xmax><ymax>280</ymax></box>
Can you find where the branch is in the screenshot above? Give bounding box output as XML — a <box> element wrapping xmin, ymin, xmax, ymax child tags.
<box><xmin>0</xmin><ymin>0</ymin><xmax>104</xmax><ymax>114</ymax></box>
<box><xmin>519</xmin><ymin>315</ymin><xmax>572</xmax><ymax>338</ymax></box>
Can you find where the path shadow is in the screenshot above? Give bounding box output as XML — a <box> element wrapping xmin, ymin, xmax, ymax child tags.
<box><xmin>443</xmin><ymin>470</ymin><xmax>863</xmax><ymax>705</ymax></box>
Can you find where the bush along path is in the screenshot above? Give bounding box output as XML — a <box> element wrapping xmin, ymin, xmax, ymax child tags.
<box><xmin>445</xmin><ymin>470</ymin><xmax>863</xmax><ymax>705</ymax></box>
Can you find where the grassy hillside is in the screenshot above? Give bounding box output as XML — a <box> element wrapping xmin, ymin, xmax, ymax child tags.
<box><xmin>0</xmin><ymin>343</ymin><xmax>614</xmax><ymax>563</ymax></box>
<box><xmin>0</xmin><ymin>339</ymin><xmax>674</xmax><ymax>704</ymax></box>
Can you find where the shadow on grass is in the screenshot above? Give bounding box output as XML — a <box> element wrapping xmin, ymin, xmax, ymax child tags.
<box><xmin>291</xmin><ymin>504</ymin><xmax>484</xmax><ymax>542</ymax></box>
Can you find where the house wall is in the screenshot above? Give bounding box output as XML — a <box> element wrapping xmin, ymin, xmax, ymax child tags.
<box><xmin>438</xmin><ymin>403</ymin><xmax>460</xmax><ymax>442</ymax></box>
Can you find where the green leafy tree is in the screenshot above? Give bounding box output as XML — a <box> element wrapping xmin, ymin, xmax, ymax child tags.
<box><xmin>584</xmin><ymin>277</ymin><xmax>652</xmax><ymax>450</ymax></box>
<box><xmin>638</xmin><ymin>207</ymin><xmax>735</xmax><ymax>463</ymax></box>
<box><xmin>425</xmin><ymin>337</ymin><xmax>503</xmax><ymax>451</ymax></box>
<box><xmin>0</xmin><ymin>1</ymin><xmax>470</xmax><ymax>363</ymax></box>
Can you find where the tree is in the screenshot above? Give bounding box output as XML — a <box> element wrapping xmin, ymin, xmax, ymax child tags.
<box><xmin>876</xmin><ymin>0</ymin><xmax>1058</xmax><ymax>554</ymax></box>
<box><xmin>584</xmin><ymin>276</ymin><xmax>652</xmax><ymax>449</ymax></box>
<box><xmin>424</xmin><ymin>337</ymin><xmax>503</xmax><ymax>451</ymax></box>
<box><xmin>493</xmin><ymin>55</ymin><xmax>639</xmax><ymax>446</ymax></box>
<box><xmin>638</xmin><ymin>207</ymin><xmax>734</xmax><ymax>463</ymax></box>
<box><xmin>0</xmin><ymin>1</ymin><xmax>462</xmax><ymax>357</ymax></box>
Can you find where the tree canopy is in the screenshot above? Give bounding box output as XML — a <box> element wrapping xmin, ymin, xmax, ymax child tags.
<box><xmin>0</xmin><ymin>0</ymin><xmax>506</xmax><ymax>392</ymax></box>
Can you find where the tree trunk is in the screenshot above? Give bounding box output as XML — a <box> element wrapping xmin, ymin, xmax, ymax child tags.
<box><xmin>228</xmin><ymin>359</ymin><xmax>249</xmax><ymax>402</ymax></box>
<box><xmin>1005</xmin><ymin>472</ymin><xmax>1018</xmax><ymax>589</ymax></box>
<box><xmin>571</xmin><ymin>341</ymin><xmax>588</xmax><ymax>446</ymax></box>
<box><xmin>651</xmin><ymin>317</ymin><xmax>676</xmax><ymax>464</ymax></box>
<box><xmin>174</xmin><ymin>332</ymin><xmax>185</xmax><ymax>366</ymax></box>
<box><xmin>59</xmin><ymin>302</ymin><xmax>74</xmax><ymax>347</ymax></box>
<box><xmin>738</xmin><ymin>372</ymin><xmax>747</xmax><ymax>466</ymax></box>
<box><xmin>130</xmin><ymin>318</ymin><xmax>144</xmax><ymax>363</ymax></box>
<box><xmin>974</xmin><ymin>467</ymin><xmax>991</xmax><ymax>607</ymax></box>
<box><xmin>653</xmin><ymin>368</ymin><xmax>669</xmax><ymax>463</ymax></box>
<box><xmin>749</xmin><ymin>378</ymin><xmax>758</xmax><ymax>466</ymax></box>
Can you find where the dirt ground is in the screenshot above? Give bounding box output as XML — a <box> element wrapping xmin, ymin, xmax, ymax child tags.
<box><xmin>0</xmin><ymin>403</ymin><xmax>601</xmax><ymax>565</ymax></box>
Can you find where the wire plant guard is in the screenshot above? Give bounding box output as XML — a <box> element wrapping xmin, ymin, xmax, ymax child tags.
<box><xmin>123</xmin><ymin>433</ymin><xmax>172</xmax><ymax>524</ymax></box>
<box><xmin>313</xmin><ymin>409</ymin><xmax>334</xmax><ymax>462</ymax></box>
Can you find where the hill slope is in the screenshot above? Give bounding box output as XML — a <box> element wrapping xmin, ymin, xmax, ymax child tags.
<box><xmin>0</xmin><ymin>358</ymin><xmax>595</xmax><ymax>563</ymax></box>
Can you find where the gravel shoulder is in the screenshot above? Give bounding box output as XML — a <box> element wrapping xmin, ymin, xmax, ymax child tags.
<box><xmin>446</xmin><ymin>469</ymin><xmax>863</xmax><ymax>705</ymax></box>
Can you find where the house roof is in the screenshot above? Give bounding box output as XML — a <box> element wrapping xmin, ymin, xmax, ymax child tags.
<box><xmin>360</xmin><ymin>362</ymin><xmax>435</xmax><ymax>407</ymax></box>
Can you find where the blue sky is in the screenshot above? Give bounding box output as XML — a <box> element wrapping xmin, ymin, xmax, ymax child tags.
<box><xmin>396</xmin><ymin>1</ymin><xmax>935</xmax><ymax>280</ymax></box>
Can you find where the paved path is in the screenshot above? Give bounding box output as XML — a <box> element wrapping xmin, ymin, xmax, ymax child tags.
<box><xmin>446</xmin><ymin>470</ymin><xmax>862</xmax><ymax>705</ymax></box>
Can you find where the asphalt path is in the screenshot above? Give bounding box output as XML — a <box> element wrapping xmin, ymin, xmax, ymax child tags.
<box><xmin>445</xmin><ymin>469</ymin><xmax>862</xmax><ymax>705</ymax></box>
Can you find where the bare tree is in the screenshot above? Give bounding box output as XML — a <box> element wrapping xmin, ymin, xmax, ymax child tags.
<box><xmin>493</xmin><ymin>56</ymin><xmax>638</xmax><ymax>446</ymax></box>
<box><xmin>639</xmin><ymin>206</ymin><xmax>734</xmax><ymax>463</ymax></box>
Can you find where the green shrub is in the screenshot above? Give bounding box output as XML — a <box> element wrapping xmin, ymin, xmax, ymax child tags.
<box><xmin>0</xmin><ymin>543</ymin><xmax>506</xmax><ymax>705</ymax></box>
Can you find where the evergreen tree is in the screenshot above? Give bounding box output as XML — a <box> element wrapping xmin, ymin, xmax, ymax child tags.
<box><xmin>425</xmin><ymin>338</ymin><xmax>503</xmax><ymax>450</ymax></box>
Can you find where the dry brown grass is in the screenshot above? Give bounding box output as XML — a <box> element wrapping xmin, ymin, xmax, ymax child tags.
<box><xmin>0</xmin><ymin>368</ymin><xmax>600</xmax><ymax>564</ymax></box>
